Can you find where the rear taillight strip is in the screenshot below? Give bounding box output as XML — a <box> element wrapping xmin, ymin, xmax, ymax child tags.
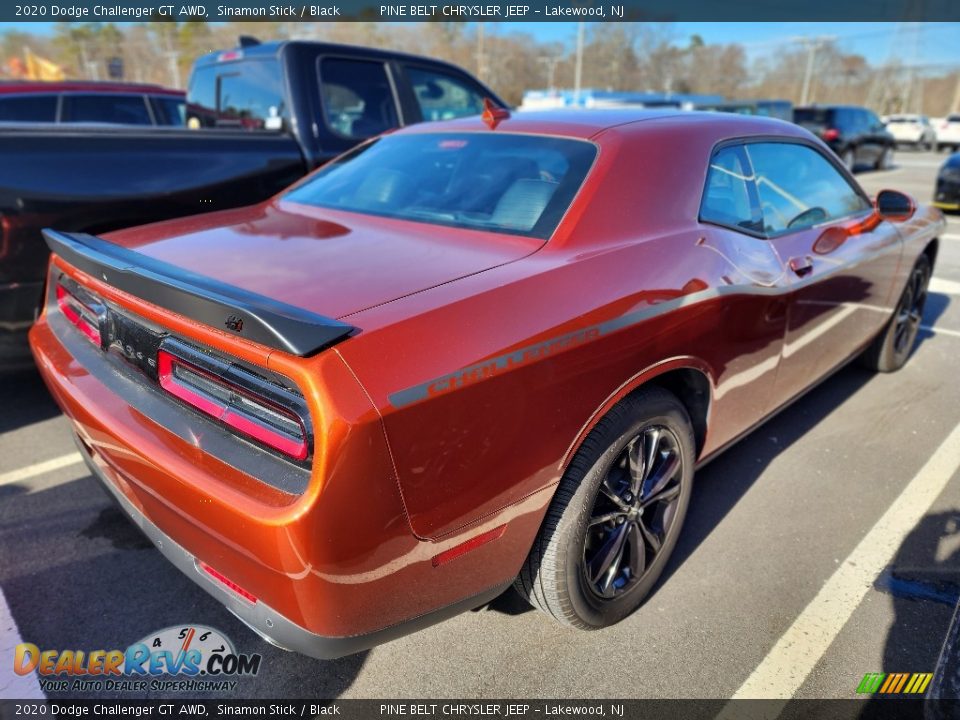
<box><xmin>157</xmin><ymin>340</ymin><xmax>311</xmax><ymax>462</ymax></box>
<box><xmin>56</xmin><ymin>279</ymin><xmax>103</xmax><ymax>347</ymax></box>
<box><xmin>52</xmin><ymin>273</ymin><xmax>311</xmax><ymax>464</ymax></box>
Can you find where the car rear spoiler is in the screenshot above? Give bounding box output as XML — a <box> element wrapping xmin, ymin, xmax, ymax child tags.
<box><xmin>43</xmin><ymin>229</ymin><xmax>355</xmax><ymax>356</ymax></box>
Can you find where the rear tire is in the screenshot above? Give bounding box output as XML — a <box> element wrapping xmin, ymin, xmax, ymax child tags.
<box><xmin>859</xmin><ymin>254</ymin><xmax>931</xmax><ymax>373</ymax></box>
<box><xmin>515</xmin><ymin>387</ymin><xmax>695</xmax><ymax>629</ymax></box>
<box><xmin>842</xmin><ymin>148</ymin><xmax>856</xmax><ymax>172</ymax></box>
<box><xmin>875</xmin><ymin>146</ymin><xmax>893</xmax><ymax>170</ymax></box>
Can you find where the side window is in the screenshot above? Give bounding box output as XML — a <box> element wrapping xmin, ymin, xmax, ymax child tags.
<box><xmin>0</xmin><ymin>94</ymin><xmax>58</xmax><ymax>122</ymax></box>
<box><xmin>319</xmin><ymin>58</ymin><xmax>399</xmax><ymax>139</ymax></box>
<box><xmin>405</xmin><ymin>66</ymin><xmax>486</xmax><ymax>121</ymax></box>
<box><xmin>62</xmin><ymin>94</ymin><xmax>152</xmax><ymax>125</ymax></box>
<box><xmin>746</xmin><ymin>143</ymin><xmax>871</xmax><ymax>235</ymax></box>
<box><xmin>865</xmin><ymin>110</ymin><xmax>882</xmax><ymax>131</ymax></box>
<box><xmin>150</xmin><ymin>96</ymin><xmax>186</xmax><ymax>126</ymax></box>
<box><xmin>700</xmin><ymin>145</ymin><xmax>762</xmax><ymax>234</ymax></box>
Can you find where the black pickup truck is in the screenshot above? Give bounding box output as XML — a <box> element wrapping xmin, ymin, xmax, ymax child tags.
<box><xmin>0</xmin><ymin>38</ymin><xmax>505</xmax><ymax>369</ymax></box>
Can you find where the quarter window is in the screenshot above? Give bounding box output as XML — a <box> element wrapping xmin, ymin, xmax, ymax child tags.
<box><xmin>62</xmin><ymin>94</ymin><xmax>152</xmax><ymax>125</ymax></box>
<box><xmin>700</xmin><ymin>146</ymin><xmax>762</xmax><ymax>234</ymax></box>
<box><xmin>745</xmin><ymin>143</ymin><xmax>871</xmax><ymax>235</ymax></box>
<box><xmin>319</xmin><ymin>58</ymin><xmax>399</xmax><ymax>139</ymax></box>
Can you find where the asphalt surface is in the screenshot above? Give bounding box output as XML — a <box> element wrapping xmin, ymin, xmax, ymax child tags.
<box><xmin>2</xmin><ymin>149</ymin><xmax>960</xmax><ymax>701</ymax></box>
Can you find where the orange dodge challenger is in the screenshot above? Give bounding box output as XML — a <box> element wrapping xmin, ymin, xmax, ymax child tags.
<box><xmin>30</xmin><ymin>109</ymin><xmax>945</xmax><ymax>658</ymax></box>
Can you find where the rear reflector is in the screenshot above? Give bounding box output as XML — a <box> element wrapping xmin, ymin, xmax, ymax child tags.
<box><xmin>56</xmin><ymin>280</ymin><xmax>102</xmax><ymax>347</ymax></box>
<box><xmin>199</xmin><ymin>562</ymin><xmax>257</xmax><ymax>604</ymax></box>
<box><xmin>431</xmin><ymin>525</ymin><xmax>507</xmax><ymax>567</ymax></box>
<box><xmin>158</xmin><ymin>347</ymin><xmax>309</xmax><ymax>461</ymax></box>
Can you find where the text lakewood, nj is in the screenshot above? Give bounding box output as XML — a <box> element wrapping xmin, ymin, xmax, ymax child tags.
<box><xmin>379</xmin><ymin>3</ymin><xmax>623</xmax><ymax>15</ymax></box>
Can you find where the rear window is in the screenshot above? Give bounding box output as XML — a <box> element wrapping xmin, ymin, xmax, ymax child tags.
<box><xmin>62</xmin><ymin>94</ymin><xmax>153</xmax><ymax>125</ymax></box>
<box><xmin>0</xmin><ymin>94</ymin><xmax>57</xmax><ymax>122</ymax></box>
<box><xmin>284</xmin><ymin>133</ymin><xmax>597</xmax><ymax>239</ymax></box>
<box><xmin>187</xmin><ymin>59</ymin><xmax>287</xmax><ymax>130</ymax></box>
<box><xmin>794</xmin><ymin>108</ymin><xmax>834</xmax><ymax>127</ymax></box>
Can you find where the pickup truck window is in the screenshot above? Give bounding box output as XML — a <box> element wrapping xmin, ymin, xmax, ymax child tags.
<box><xmin>62</xmin><ymin>94</ymin><xmax>153</xmax><ymax>125</ymax></box>
<box><xmin>0</xmin><ymin>94</ymin><xmax>58</xmax><ymax>122</ymax></box>
<box><xmin>319</xmin><ymin>58</ymin><xmax>399</xmax><ymax>139</ymax></box>
<box><xmin>188</xmin><ymin>59</ymin><xmax>287</xmax><ymax>130</ymax></box>
<box><xmin>284</xmin><ymin>133</ymin><xmax>596</xmax><ymax>240</ymax></box>
<box><xmin>150</xmin><ymin>96</ymin><xmax>186</xmax><ymax>127</ymax></box>
<box><xmin>406</xmin><ymin>66</ymin><xmax>485</xmax><ymax>121</ymax></box>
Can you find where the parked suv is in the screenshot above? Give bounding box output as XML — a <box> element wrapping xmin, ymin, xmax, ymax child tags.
<box><xmin>0</xmin><ymin>81</ymin><xmax>185</xmax><ymax>125</ymax></box>
<box><xmin>794</xmin><ymin>105</ymin><xmax>895</xmax><ymax>171</ymax></box>
<box><xmin>937</xmin><ymin>115</ymin><xmax>960</xmax><ymax>153</ymax></box>
<box><xmin>886</xmin><ymin>114</ymin><xmax>936</xmax><ymax>150</ymax></box>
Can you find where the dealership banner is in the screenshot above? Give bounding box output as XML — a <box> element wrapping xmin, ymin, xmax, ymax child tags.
<box><xmin>4</xmin><ymin>0</ymin><xmax>960</xmax><ymax>21</ymax></box>
<box><xmin>1</xmin><ymin>700</ymin><xmax>959</xmax><ymax>719</ymax></box>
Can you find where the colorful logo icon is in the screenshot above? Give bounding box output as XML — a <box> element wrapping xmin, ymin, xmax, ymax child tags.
<box><xmin>856</xmin><ymin>672</ymin><xmax>933</xmax><ymax>695</ymax></box>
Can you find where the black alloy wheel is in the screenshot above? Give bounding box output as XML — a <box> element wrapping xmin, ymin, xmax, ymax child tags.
<box><xmin>515</xmin><ymin>386</ymin><xmax>695</xmax><ymax>629</ymax></box>
<box><xmin>582</xmin><ymin>425</ymin><xmax>683</xmax><ymax>599</ymax></box>
<box><xmin>860</xmin><ymin>253</ymin><xmax>932</xmax><ymax>373</ymax></box>
<box><xmin>893</xmin><ymin>260</ymin><xmax>929</xmax><ymax>356</ymax></box>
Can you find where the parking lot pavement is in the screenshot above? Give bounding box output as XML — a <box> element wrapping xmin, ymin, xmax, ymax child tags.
<box><xmin>1</xmin><ymin>150</ymin><xmax>959</xmax><ymax>700</ymax></box>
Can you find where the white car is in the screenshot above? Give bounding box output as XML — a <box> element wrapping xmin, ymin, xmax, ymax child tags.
<box><xmin>886</xmin><ymin>114</ymin><xmax>937</xmax><ymax>149</ymax></box>
<box><xmin>936</xmin><ymin>114</ymin><xmax>960</xmax><ymax>153</ymax></box>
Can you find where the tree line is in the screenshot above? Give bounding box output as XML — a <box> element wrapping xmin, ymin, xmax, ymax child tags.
<box><xmin>2</xmin><ymin>21</ymin><xmax>958</xmax><ymax>116</ymax></box>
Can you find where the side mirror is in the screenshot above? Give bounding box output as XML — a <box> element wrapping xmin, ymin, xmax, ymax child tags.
<box><xmin>876</xmin><ymin>189</ymin><xmax>915</xmax><ymax>222</ymax></box>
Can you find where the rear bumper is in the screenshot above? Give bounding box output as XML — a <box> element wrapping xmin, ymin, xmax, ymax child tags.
<box><xmin>78</xmin><ymin>437</ymin><xmax>510</xmax><ymax>660</ymax></box>
<box><xmin>29</xmin><ymin>278</ymin><xmax>534</xmax><ymax>655</ymax></box>
<box><xmin>935</xmin><ymin>179</ymin><xmax>960</xmax><ymax>211</ymax></box>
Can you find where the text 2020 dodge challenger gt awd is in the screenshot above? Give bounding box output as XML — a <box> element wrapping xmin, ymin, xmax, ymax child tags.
<box><xmin>30</xmin><ymin>109</ymin><xmax>945</xmax><ymax>658</ymax></box>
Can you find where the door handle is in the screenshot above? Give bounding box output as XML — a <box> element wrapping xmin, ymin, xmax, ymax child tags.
<box><xmin>789</xmin><ymin>256</ymin><xmax>814</xmax><ymax>277</ymax></box>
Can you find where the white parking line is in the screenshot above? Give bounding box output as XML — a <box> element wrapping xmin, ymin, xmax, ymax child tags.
<box><xmin>922</xmin><ymin>325</ymin><xmax>960</xmax><ymax>339</ymax></box>
<box><xmin>0</xmin><ymin>586</ymin><xmax>44</xmax><ymax>699</ymax></box>
<box><xmin>929</xmin><ymin>278</ymin><xmax>960</xmax><ymax>295</ymax></box>
<box><xmin>0</xmin><ymin>453</ymin><xmax>83</xmax><ymax>487</ymax></box>
<box><xmin>727</xmin><ymin>420</ymin><xmax>960</xmax><ymax>701</ymax></box>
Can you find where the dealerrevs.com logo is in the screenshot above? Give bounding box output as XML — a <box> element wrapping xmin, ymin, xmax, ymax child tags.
<box><xmin>14</xmin><ymin>625</ymin><xmax>262</xmax><ymax>693</ymax></box>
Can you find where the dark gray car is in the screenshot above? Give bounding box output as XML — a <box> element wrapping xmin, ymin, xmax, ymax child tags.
<box><xmin>794</xmin><ymin>105</ymin><xmax>896</xmax><ymax>172</ymax></box>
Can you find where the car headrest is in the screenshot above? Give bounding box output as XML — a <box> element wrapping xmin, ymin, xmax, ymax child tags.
<box><xmin>352</xmin><ymin>169</ymin><xmax>415</xmax><ymax>208</ymax></box>
<box><xmin>491</xmin><ymin>178</ymin><xmax>558</xmax><ymax>231</ymax></box>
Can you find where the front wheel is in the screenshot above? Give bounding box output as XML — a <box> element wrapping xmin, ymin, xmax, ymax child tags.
<box><xmin>859</xmin><ymin>254</ymin><xmax>931</xmax><ymax>372</ymax></box>
<box><xmin>515</xmin><ymin>387</ymin><xmax>695</xmax><ymax>629</ymax></box>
